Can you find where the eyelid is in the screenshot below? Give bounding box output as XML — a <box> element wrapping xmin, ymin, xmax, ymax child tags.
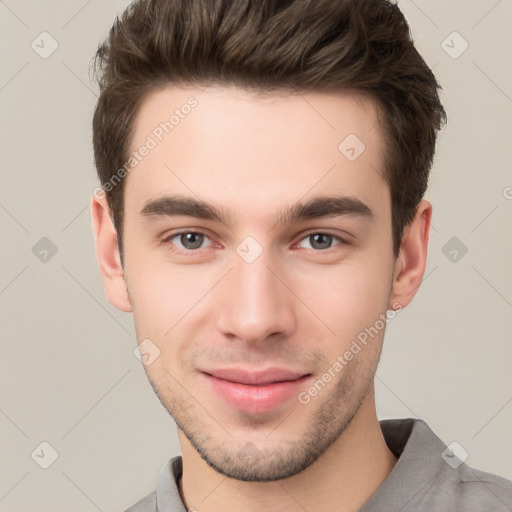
<box><xmin>161</xmin><ymin>228</ymin><xmax>351</xmax><ymax>254</ymax></box>
<box><xmin>162</xmin><ymin>229</ymin><xmax>217</xmax><ymax>253</ymax></box>
<box><xmin>292</xmin><ymin>230</ymin><xmax>350</xmax><ymax>249</ymax></box>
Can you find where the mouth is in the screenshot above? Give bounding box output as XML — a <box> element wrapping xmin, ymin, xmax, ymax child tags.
<box><xmin>200</xmin><ymin>368</ymin><xmax>312</xmax><ymax>415</ymax></box>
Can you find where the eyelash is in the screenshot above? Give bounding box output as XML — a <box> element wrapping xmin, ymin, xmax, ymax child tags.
<box><xmin>293</xmin><ymin>232</ymin><xmax>348</xmax><ymax>251</ymax></box>
<box><xmin>162</xmin><ymin>230</ymin><xmax>349</xmax><ymax>255</ymax></box>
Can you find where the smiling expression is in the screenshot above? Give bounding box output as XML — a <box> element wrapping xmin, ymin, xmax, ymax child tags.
<box><xmin>117</xmin><ymin>84</ymin><xmax>400</xmax><ymax>480</ymax></box>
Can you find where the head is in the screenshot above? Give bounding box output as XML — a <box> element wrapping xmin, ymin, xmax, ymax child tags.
<box><xmin>91</xmin><ymin>0</ymin><xmax>445</xmax><ymax>481</ymax></box>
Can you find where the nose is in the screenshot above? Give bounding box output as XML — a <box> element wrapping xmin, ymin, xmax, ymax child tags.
<box><xmin>216</xmin><ymin>249</ymin><xmax>297</xmax><ymax>345</ymax></box>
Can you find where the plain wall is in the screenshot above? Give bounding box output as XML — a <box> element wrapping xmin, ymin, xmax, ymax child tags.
<box><xmin>0</xmin><ymin>0</ymin><xmax>511</xmax><ymax>510</ymax></box>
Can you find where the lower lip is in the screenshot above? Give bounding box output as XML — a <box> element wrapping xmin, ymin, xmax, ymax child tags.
<box><xmin>203</xmin><ymin>373</ymin><xmax>310</xmax><ymax>415</ymax></box>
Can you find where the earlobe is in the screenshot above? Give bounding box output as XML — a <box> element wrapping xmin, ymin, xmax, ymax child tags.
<box><xmin>388</xmin><ymin>199</ymin><xmax>432</xmax><ymax>309</ymax></box>
<box><xmin>90</xmin><ymin>195</ymin><xmax>132</xmax><ymax>312</ymax></box>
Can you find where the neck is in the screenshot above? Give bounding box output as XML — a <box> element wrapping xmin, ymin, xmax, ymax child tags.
<box><xmin>178</xmin><ymin>385</ymin><xmax>396</xmax><ymax>512</ymax></box>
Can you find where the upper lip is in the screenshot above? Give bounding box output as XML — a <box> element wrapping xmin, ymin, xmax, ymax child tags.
<box><xmin>202</xmin><ymin>368</ymin><xmax>309</xmax><ymax>385</ymax></box>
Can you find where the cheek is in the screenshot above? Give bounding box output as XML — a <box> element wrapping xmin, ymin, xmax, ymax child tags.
<box><xmin>290</xmin><ymin>256</ymin><xmax>393</xmax><ymax>344</ymax></box>
<box><xmin>126</xmin><ymin>236</ymin><xmax>394</xmax><ymax>360</ymax></box>
<box><xmin>128</xmin><ymin>276</ymin><xmax>177</xmax><ymax>337</ymax></box>
<box><xmin>126</xmin><ymin>258</ymin><xmax>205</xmax><ymax>328</ymax></box>
<box><xmin>126</xmin><ymin>260</ymin><xmax>220</xmax><ymax>373</ymax></box>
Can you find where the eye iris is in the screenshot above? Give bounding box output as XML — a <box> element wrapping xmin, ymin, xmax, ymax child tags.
<box><xmin>310</xmin><ymin>233</ymin><xmax>332</xmax><ymax>250</ymax></box>
<box><xmin>181</xmin><ymin>232</ymin><xmax>204</xmax><ymax>249</ymax></box>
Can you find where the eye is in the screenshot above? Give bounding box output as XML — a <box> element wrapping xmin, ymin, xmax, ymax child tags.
<box><xmin>164</xmin><ymin>231</ymin><xmax>213</xmax><ymax>251</ymax></box>
<box><xmin>296</xmin><ymin>233</ymin><xmax>345</xmax><ymax>251</ymax></box>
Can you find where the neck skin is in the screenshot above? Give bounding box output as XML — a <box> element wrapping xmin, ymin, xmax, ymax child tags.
<box><xmin>177</xmin><ymin>383</ymin><xmax>397</xmax><ymax>512</ymax></box>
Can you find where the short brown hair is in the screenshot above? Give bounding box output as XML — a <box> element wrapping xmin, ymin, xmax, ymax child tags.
<box><xmin>92</xmin><ymin>0</ymin><xmax>446</xmax><ymax>261</ymax></box>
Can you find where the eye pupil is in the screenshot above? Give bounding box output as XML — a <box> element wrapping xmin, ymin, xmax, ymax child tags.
<box><xmin>310</xmin><ymin>233</ymin><xmax>332</xmax><ymax>250</ymax></box>
<box><xmin>181</xmin><ymin>232</ymin><xmax>204</xmax><ymax>249</ymax></box>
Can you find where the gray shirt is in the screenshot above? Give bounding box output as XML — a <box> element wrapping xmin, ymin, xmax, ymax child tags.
<box><xmin>125</xmin><ymin>418</ymin><xmax>512</xmax><ymax>511</ymax></box>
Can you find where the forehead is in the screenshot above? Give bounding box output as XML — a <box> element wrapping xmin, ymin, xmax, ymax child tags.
<box><xmin>124</xmin><ymin>84</ymin><xmax>389</xmax><ymax>222</ymax></box>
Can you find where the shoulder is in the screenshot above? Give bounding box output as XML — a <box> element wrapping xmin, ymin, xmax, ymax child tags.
<box><xmin>374</xmin><ymin>418</ymin><xmax>512</xmax><ymax>511</ymax></box>
<box><xmin>123</xmin><ymin>456</ymin><xmax>184</xmax><ymax>512</ymax></box>
<box><xmin>412</xmin><ymin>463</ymin><xmax>512</xmax><ymax>511</ymax></box>
<box><xmin>445</xmin><ymin>464</ymin><xmax>512</xmax><ymax>511</ymax></box>
<box><xmin>124</xmin><ymin>490</ymin><xmax>156</xmax><ymax>512</ymax></box>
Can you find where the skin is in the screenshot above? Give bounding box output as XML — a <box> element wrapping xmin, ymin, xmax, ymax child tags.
<box><xmin>91</xmin><ymin>84</ymin><xmax>431</xmax><ymax>512</ymax></box>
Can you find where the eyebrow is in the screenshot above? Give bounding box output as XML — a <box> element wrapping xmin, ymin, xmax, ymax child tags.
<box><xmin>139</xmin><ymin>194</ymin><xmax>373</xmax><ymax>225</ymax></box>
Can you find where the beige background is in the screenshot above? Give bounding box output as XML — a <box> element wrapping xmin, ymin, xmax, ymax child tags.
<box><xmin>1</xmin><ymin>0</ymin><xmax>511</xmax><ymax>510</ymax></box>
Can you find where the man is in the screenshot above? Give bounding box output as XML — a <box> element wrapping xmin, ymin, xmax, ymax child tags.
<box><xmin>90</xmin><ymin>0</ymin><xmax>512</xmax><ymax>510</ymax></box>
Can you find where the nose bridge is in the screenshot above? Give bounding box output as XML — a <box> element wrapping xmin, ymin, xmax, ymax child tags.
<box><xmin>236</xmin><ymin>251</ymin><xmax>275</xmax><ymax>304</ymax></box>
<box><xmin>217</xmin><ymin>246</ymin><xmax>296</xmax><ymax>342</ymax></box>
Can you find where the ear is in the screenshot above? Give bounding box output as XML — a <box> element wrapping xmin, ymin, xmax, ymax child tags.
<box><xmin>388</xmin><ymin>199</ymin><xmax>432</xmax><ymax>309</ymax></box>
<box><xmin>90</xmin><ymin>194</ymin><xmax>132</xmax><ymax>312</ymax></box>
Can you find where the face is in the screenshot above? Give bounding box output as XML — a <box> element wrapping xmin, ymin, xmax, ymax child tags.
<box><xmin>120</xmin><ymin>85</ymin><xmax>398</xmax><ymax>480</ymax></box>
